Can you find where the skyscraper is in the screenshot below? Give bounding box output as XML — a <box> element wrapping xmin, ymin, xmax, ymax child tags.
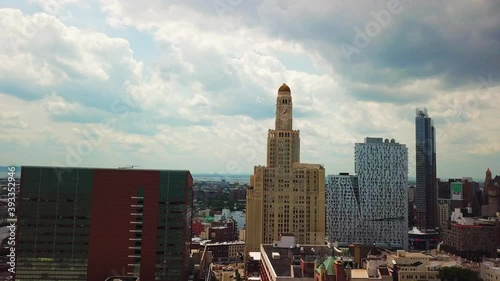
<box><xmin>16</xmin><ymin>167</ymin><xmax>193</xmax><ymax>281</ymax></box>
<box><xmin>415</xmin><ymin>108</ymin><xmax>438</xmax><ymax>230</ymax></box>
<box><xmin>326</xmin><ymin>173</ymin><xmax>360</xmax><ymax>245</ymax></box>
<box><xmin>332</xmin><ymin>137</ymin><xmax>409</xmax><ymax>249</ymax></box>
<box><xmin>245</xmin><ymin>83</ymin><xmax>326</xmax><ymax>252</ymax></box>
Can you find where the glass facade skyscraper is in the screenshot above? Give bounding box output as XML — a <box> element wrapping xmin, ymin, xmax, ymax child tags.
<box><xmin>16</xmin><ymin>167</ymin><xmax>193</xmax><ymax>281</ymax></box>
<box><xmin>415</xmin><ymin>108</ymin><xmax>438</xmax><ymax>230</ymax></box>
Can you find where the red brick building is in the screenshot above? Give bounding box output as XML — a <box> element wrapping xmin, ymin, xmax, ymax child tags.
<box><xmin>210</xmin><ymin>220</ymin><xmax>237</xmax><ymax>242</ymax></box>
<box><xmin>442</xmin><ymin>217</ymin><xmax>500</xmax><ymax>261</ymax></box>
<box><xmin>16</xmin><ymin>167</ymin><xmax>193</xmax><ymax>281</ymax></box>
<box><xmin>192</xmin><ymin>219</ymin><xmax>206</xmax><ymax>236</ymax></box>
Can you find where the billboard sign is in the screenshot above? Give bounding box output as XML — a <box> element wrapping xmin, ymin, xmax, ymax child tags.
<box><xmin>451</xmin><ymin>182</ymin><xmax>463</xmax><ymax>200</ymax></box>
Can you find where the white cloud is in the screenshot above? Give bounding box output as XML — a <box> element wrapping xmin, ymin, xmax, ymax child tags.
<box><xmin>29</xmin><ymin>0</ymin><xmax>83</xmax><ymax>15</ymax></box>
<box><xmin>0</xmin><ymin>2</ymin><xmax>498</xmax><ymax>179</ymax></box>
<box><xmin>0</xmin><ymin>8</ymin><xmax>142</xmax><ymax>102</ymax></box>
<box><xmin>42</xmin><ymin>93</ymin><xmax>79</xmax><ymax>114</ymax></box>
<box><xmin>0</xmin><ymin>111</ymin><xmax>28</xmax><ymax>131</ymax></box>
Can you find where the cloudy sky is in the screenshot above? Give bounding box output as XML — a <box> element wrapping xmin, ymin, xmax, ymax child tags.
<box><xmin>0</xmin><ymin>0</ymin><xmax>498</xmax><ymax>179</ymax></box>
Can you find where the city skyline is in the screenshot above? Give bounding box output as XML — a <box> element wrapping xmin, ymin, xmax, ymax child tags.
<box><xmin>1</xmin><ymin>1</ymin><xmax>499</xmax><ymax>179</ymax></box>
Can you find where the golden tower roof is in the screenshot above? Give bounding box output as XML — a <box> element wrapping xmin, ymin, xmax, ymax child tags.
<box><xmin>278</xmin><ymin>83</ymin><xmax>291</xmax><ymax>93</ymax></box>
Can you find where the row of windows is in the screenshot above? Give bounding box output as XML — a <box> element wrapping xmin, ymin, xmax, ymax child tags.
<box><xmin>401</xmin><ymin>275</ymin><xmax>436</xmax><ymax>280</ymax></box>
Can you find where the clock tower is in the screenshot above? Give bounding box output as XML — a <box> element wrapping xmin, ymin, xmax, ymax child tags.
<box><xmin>268</xmin><ymin>83</ymin><xmax>300</xmax><ymax>168</ymax></box>
<box><xmin>246</xmin><ymin>83</ymin><xmax>325</xmax><ymax>254</ymax></box>
<box><xmin>275</xmin><ymin>83</ymin><xmax>293</xmax><ymax>131</ymax></box>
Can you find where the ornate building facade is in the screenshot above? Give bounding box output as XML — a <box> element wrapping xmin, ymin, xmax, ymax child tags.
<box><xmin>485</xmin><ymin>168</ymin><xmax>500</xmax><ymax>216</ymax></box>
<box><xmin>245</xmin><ymin>83</ymin><xmax>326</xmax><ymax>252</ymax></box>
<box><xmin>327</xmin><ymin>138</ymin><xmax>408</xmax><ymax>249</ymax></box>
<box><xmin>354</xmin><ymin>137</ymin><xmax>408</xmax><ymax>249</ymax></box>
<box><xmin>326</xmin><ymin>173</ymin><xmax>360</xmax><ymax>245</ymax></box>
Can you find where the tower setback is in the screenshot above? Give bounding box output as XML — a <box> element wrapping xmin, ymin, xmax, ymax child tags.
<box><xmin>245</xmin><ymin>84</ymin><xmax>326</xmax><ymax>253</ymax></box>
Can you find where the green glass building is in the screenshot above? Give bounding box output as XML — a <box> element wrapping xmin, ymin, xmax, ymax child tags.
<box><xmin>16</xmin><ymin>166</ymin><xmax>193</xmax><ymax>281</ymax></box>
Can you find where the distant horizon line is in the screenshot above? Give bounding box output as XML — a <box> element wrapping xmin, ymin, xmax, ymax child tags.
<box><xmin>0</xmin><ymin>167</ymin><xmax>486</xmax><ymax>182</ymax></box>
<box><xmin>191</xmin><ymin>173</ymin><xmax>485</xmax><ymax>181</ymax></box>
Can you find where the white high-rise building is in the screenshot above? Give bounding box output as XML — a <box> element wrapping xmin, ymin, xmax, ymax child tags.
<box><xmin>356</xmin><ymin>137</ymin><xmax>408</xmax><ymax>249</ymax></box>
<box><xmin>327</xmin><ymin>137</ymin><xmax>409</xmax><ymax>249</ymax></box>
<box><xmin>326</xmin><ymin>173</ymin><xmax>360</xmax><ymax>245</ymax></box>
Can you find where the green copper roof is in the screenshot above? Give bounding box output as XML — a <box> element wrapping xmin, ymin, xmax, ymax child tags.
<box><xmin>315</xmin><ymin>263</ymin><xmax>326</xmax><ymax>273</ymax></box>
<box><xmin>323</xmin><ymin>256</ymin><xmax>336</xmax><ymax>276</ymax></box>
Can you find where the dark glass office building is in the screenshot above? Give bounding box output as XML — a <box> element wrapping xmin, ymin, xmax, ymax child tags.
<box><xmin>415</xmin><ymin>108</ymin><xmax>438</xmax><ymax>230</ymax></box>
<box><xmin>16</xmin><ymin>166</ymin><xmax>193</xmax><ymax>281</ymax></box>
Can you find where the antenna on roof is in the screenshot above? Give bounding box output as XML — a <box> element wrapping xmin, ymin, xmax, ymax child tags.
<box><xmin>118</xmin><ymin>165</ymin><xmax>141</xmax><ymax>169</ymax></box>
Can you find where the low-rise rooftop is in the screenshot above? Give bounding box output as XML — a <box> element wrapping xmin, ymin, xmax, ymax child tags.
<box><xmin>261</xmin><ymin>244</ymin><xmax>332</xmax><ymax>278</ymax></box>
<box><xmin>351</xmin><ymin>269</ymin><xmax>369</xmax><ymax>279</ymax></box>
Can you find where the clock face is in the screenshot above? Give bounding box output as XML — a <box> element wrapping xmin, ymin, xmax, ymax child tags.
<box><xmin>281</xmin><ymin>108</ymin><xmax>288</xmax><ymax>115</ymax></box>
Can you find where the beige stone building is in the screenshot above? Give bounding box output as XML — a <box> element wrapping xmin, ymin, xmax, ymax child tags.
<box><xmin>245</xmin><ymin>83</ymin><xmax>326</xmax><ymax>253</ymax></box>
<box><xmin>480</xmin><ymin>258</ymin><xmax>500</xmax><ymax>281</ymax></box>
<box><xmin>386</xmin><ymin>250</ymin><xmax>461</xmax><ymax>281</ymax></box>
<box><xmin>239</xmin><ymin>229</ymin><xmax>245</xmax><ymax>241</ymax></box>
<box><xmin>438</xmin><ymin>201</ymin><xmax>449</xmax><ymax>230</ymax></box>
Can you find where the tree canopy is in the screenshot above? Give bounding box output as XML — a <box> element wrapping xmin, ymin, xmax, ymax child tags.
<box><xmin>437</xmin><ymin>267</ymin><xmax>482</xmax><ymax>281</ymax></box>
<box><xmin>234</xmin><ymin>269</ymin><xmax>242</xmax><ymax>281</ymax></box>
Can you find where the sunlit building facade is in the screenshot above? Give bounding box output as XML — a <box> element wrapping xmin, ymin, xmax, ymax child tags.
<box><xmin>246</xmin><ymin>84</ymin><xmax>326</xmax><ymax>253</ymax></box>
